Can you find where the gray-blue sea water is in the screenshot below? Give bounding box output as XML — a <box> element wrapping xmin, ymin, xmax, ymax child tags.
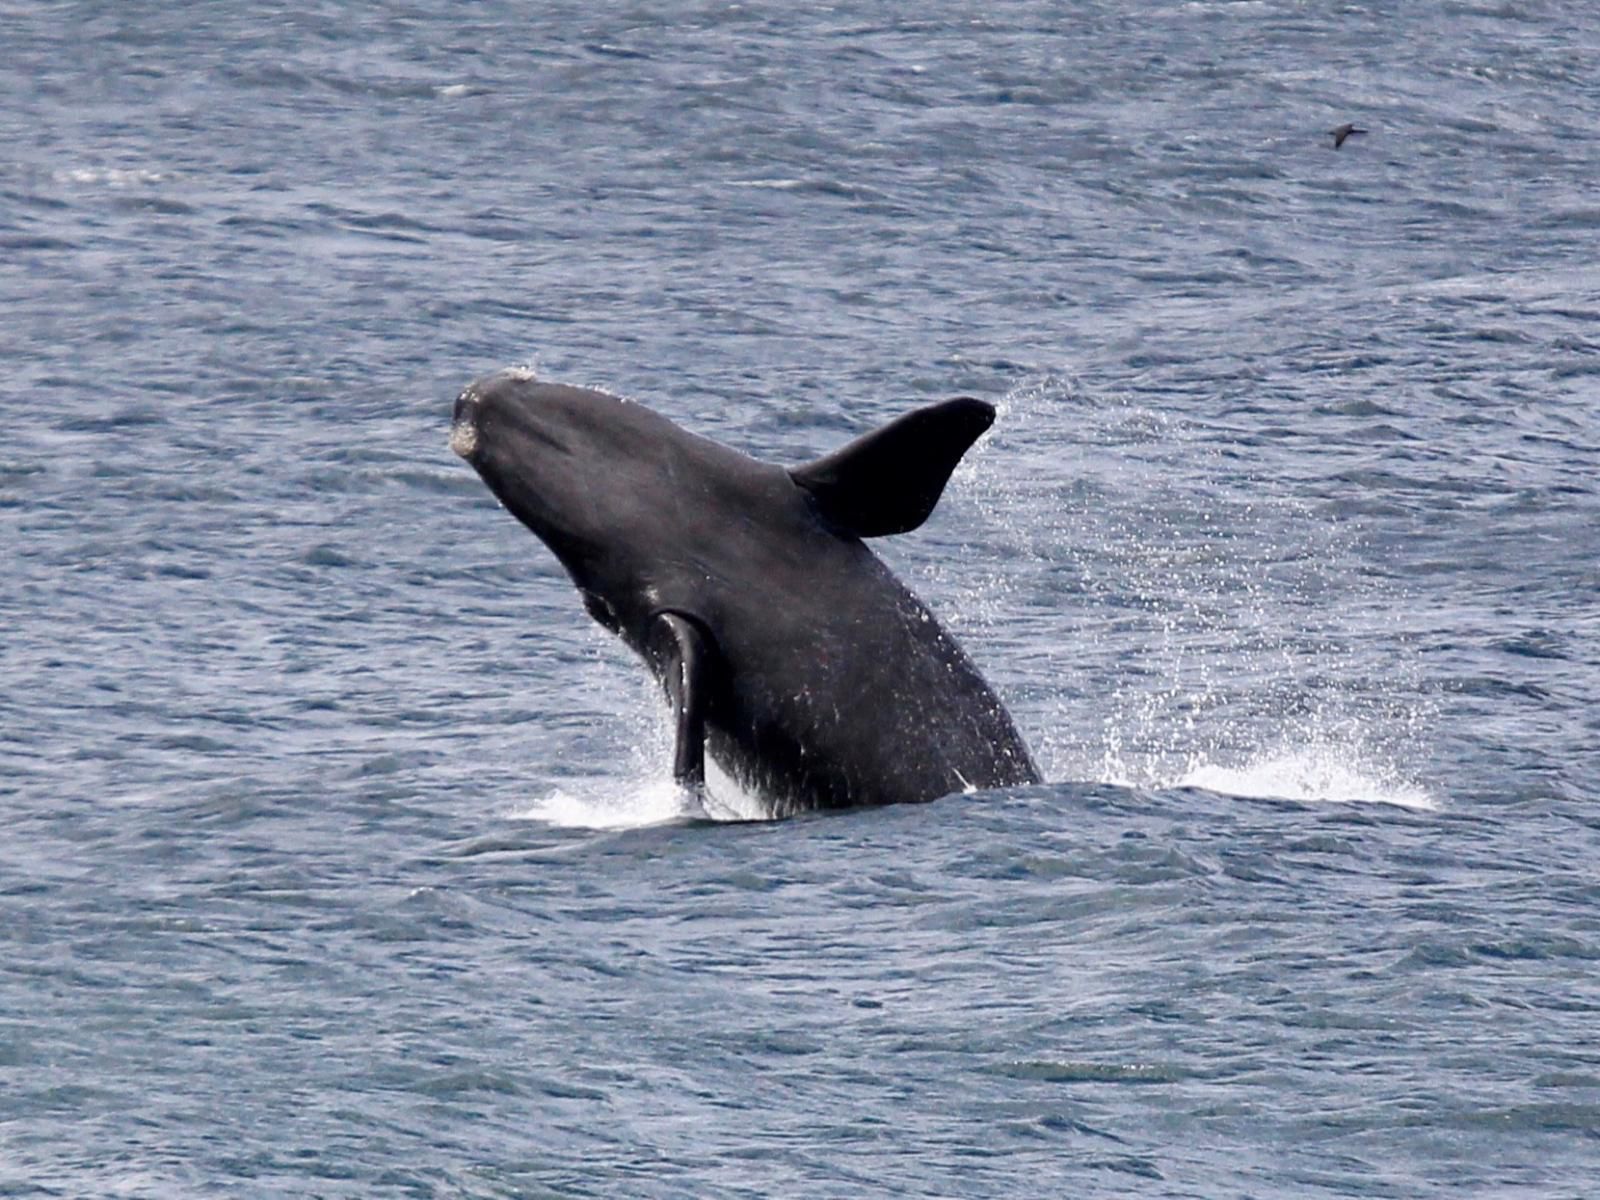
<box><xmin>3</xmin><ymin>2</ymin><xmax>1598</xmax><ymax>1196</ymax></box>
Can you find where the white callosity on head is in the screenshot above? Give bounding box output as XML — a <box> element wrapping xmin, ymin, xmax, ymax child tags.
<box><xmin>450</xmin><ymin>366</ymin><xmax>537</xmax><ymax>459</ymax></box>
<box><xmin>449</xmin><ymin>397</ymin><xmax>479</xmax><ymax>459</ymax></box>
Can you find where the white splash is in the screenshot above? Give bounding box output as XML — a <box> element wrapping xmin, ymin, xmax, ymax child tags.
<box><xmin>511</xmin><ymin>760</ymin><xmax>770</xmax><ymax>830</ymax></box>
<box><xmin>1177</xmin><ymin>748</ymin><xmax>1434</xmax><ymax>809</ymax></box>
<box><xmin>1095</xmin><ymin>738</ymin><xmax>1437</xmax><ymax>811</ymax></box>
<box><xmin>952</xmin><ymin>373</ymin><xmax>1442</xmax><ymax>817</ymax></box>
<box><xmin>513</xmin><ymin>778</ymin><xmax>700</xmax><ymax>830</ymax></box>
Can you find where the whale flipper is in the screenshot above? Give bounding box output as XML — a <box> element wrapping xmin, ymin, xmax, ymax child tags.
<box><xmin>647</xmin><ymin>611</ymin><xmax>712</xmax><ymax>789</ymax></box>
<box><xmin>789</xmin><ymin>398</ymin><xmax>996</xmax><ymax>537</ymax></box>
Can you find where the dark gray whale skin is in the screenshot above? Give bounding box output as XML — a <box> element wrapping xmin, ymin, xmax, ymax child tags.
<box><xmin>451</xmin><ymin>369</ymin><xmax>1039</xmax><ymax>817</ymax></box>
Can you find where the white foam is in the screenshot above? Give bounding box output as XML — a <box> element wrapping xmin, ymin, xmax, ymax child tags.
<box><xmin>1095</xmin><ymin>741</ymin><xmax>1436</xmax><ymax>811</ymax></box>
<box><xmin>512</xmin><ymin>778</ymin><xmax>698</xmax><ymax>830</ymax></box>
<box><xmin>1178</xmin><ymin>750</ymin><xmax>1435</xmax><ymax>810</ymax></box>
<box><xmin>510</xmin><ymin>760</ymin><xmax>771</xmax><ymax>830</ymax></box>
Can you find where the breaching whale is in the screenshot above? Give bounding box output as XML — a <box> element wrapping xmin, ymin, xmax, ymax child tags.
<box><xmin>451</xmin><ymin>369</ymin><xmax>1039</xmax><ymax>817</ymax></box>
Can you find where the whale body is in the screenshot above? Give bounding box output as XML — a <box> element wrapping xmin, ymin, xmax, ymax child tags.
<box><xmin>451</xmin><ymin>369</ymin><xmax>1039</xmax><ymax>816</ymax></box>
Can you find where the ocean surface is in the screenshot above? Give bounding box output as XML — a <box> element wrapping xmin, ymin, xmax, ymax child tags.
<box><xmin>3</xmin><ymin>2</ymin><xmax>1598</xmax><ymax>1195</ymax></box>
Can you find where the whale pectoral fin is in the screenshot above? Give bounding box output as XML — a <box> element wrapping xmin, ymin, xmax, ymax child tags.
<box><xmin>646</xmin><ymin>612</ymin><xmax>711</xmax><ymax>788</ymax></box>
<box><xmin>788</xmin><ymin>397</ymin><xmax>997</xmax><ymax>537</ymax></box>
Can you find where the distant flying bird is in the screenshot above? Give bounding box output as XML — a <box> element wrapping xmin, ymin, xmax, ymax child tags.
<box><xmin>1329</xmin><ymin>123</ymin><xmax>1368</xmax><ymax>149</ymax></box>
